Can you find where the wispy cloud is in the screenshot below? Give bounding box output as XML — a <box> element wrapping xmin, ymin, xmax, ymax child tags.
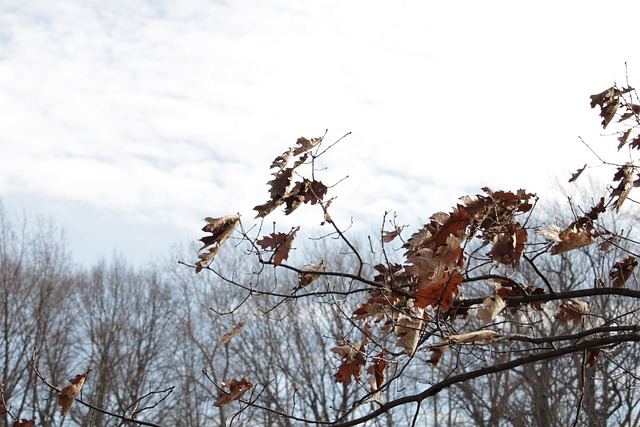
<box><xmin>0</xmin><ymin>0</ymin><xmax>638</xmax><ymax>263</ymax></box>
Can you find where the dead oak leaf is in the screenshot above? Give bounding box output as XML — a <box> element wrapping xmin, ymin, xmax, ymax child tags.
<box><xmin>536</xmin><ymin>224</ymin><xmax>595</xmax><ymax>255</ymax></box>
<box><xmin>476</xmin><ymin>295</ymin><xmax>506</xmax><ymax>324</ymax></box>
<box><xmin>295</xmin><ymin>260</ymin><xmax>325</xmax><ymax>290</ymax></box>
<box><xmin>196</xmin><ymin>215</ymin><xmax>240</xmax><ymax>272</ymax></box>
<box><xmin>214</xmin><ymin>378</ymin><xmax>253</xmax><ymax>407</ymax></box>
<box><xmin>331</xmin><ymin>341</ymin><xmax>366</xmax><ymax>384</ymax></box>
<box><xmin>256</xmin><ymin>227</ymin><xmax>299</xmax><ymax>266</ymax></box>
<box><xmin>58</xmin><ymin>370</ymin><xmax>90</xmax><ymax>416</ymax></box>
<box><xmin>610</xmin><ymin>256</ymin><xmax>638</xmax><ymax>288</ymax></box>
<box><xmin>555</xmin><ymin>299</ymin><xmax>589</xmax><ymax>324</ymax></box>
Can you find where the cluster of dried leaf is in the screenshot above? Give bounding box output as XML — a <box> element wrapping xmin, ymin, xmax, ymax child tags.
<box><xmin>15</xmin><ymin>83</ymin><xmax>640</xmax><ymax>425</ymax></box>
<box><xmin>187</xmin><ymin>84</ymin><xmax>640</xmax><ymax>420</ymax></box>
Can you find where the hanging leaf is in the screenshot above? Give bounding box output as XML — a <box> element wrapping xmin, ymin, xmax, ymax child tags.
<box><xmin>213</xmin><ymin>378</ymin><xmax>253</xmax><ymax>407</ymax></box>
<box><xmin>476</xmin><ymin>295</ymin><xmax>506</xmax><ymax>324</ymax></box>
<box><xmin>427</xmin><ymin>346</ymin><xmax>448</xmax><ymax>367</ymax></box>
<box><xmin>610</xmin><ymin>162</ymin><xmax>639</xmax><ymax>212</ymax></box>
<box><xmin>196</xmin><ymin>215</ymin><xmax>240</xmax><ymax>272</ymax></box>
<box><xmin>569</xmin><ymin>164</ymin><xmax>587</xmax><ymax>183</ymax></box>
<box><xmin>58</xmin><ymin>370</ymin><xmax>90</xmax><ymax>416</ymax></box>
<box><xmin>610</xmin><ymin>256</ymin><xmax>637</xmax><ymax>288</ymax></box>
<box><xmin>295</xmin><ymin>260</ymin><xmax>325</xmax><ymax>290</ymax></box>
<box><xmin>257</xmin><ymin>227</ymin><xmax>299</xmax><ymax>266</ymax></box>
<box><xmin>331</xmin><ymin>341</ymin><xmax>366</xmax><ymax>384</ymax></box>
<box><xmin>537</xmin><ymin>223</ymin><xmax>595</xmax><ymax>255</ymax></box>
<box><xmin>292</xmin><ymin>135</ymin><xmax>324</xmax><ymax>155</ymax></box>
<box><xmin>367</xmin><ymin>355</ymin><xmax>387</xmax><ymax>402</ymax></box>
<box><xmin>394</xmin><ymin>307</ymin><xmax>426</xmax><ymax>355</ymax></box>
<box><xmin>555</xmin><ymin>299</ymin><xmax>589</xmax><ymax>324</ymax></box>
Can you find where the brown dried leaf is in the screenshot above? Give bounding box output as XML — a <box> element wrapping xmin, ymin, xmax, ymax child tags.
<box><xmin>555</xmin><ymin>299</ymin><xmax>589</xmax><ymax>324</ymax></box>
<box><xmin>618</xmin><ymin>129</ymin><xmax>633</xmax><ymax>150</ymax></box>
<box><xmin>537</xmin><ymin>224</ymin><xmax>595</xmax><ymax>255</ymax></box>
<box><xmin>295</xmin><ymin>260</ymin><xmax>325</xmax><ymax>290</ymax></box>
<box><xmin>270</xmin><ymin>148</ymin><xmax>293</xmax><ymax>170</ymax></box>
<box><xmin>196</xmin><ymin>215</ymin><xmax>240</xmax><ymax>272</ymax></box>
<box><xmin>586</xmin><ymin>349</ymin><xmax>601</xmax><ymax>367</ymax></box>
<box><xmin>58</xmin><ymin>370</ymin><xmax>90</xmax><ymax>416</ymax></box>
<box><xmin>292</xmin><ymin>135</ymin><xmax>324</xmax><ymax>155</ymax></box>
<box><xmin>610</xmin><ymin>162</ymin><xmax>638</xmax><ymax>212</ymax></box>
<box><xmin>12</xmin><ymin>420</ymin><xmax>35</xmax><ymax>427</ymax></box>
<box><xmin>569</xmin><ymin>164</ymin><xmax>587</xmax><ymax>183</ymax></box>
<box><xmin>427</xmin><ymin>346</ymin><xmax>448</xmax><ymax>367</ymax></box>
<box><xmin>394</xmin><ymin>307</ymin><xmax>425</xmax><ymax>355</ymax></box>
<box><xmin>367</xmin><ymin>355</ymin><xmax>387</xmax><ymax>402</ymax></box>
<box><xmin>214</xmin><ymin>378</ymin><xmax>253</xmax><ymax>407</ymax></box>
<box><xmin>256</xmin><ymin>227</ymin><xmax>299</xmax><ymax>266</ymax></box>
<box><xmin>413</xmin><ymin>270</ymin><xmax>463</xmax><ymax>311</ymax></box>
<box><xmin>445</xmin><ymin>330</ymin><xmax>497</xmax><ymax>344</ymax></box>
<box><xmin>476</xmin><ymin>296</ymin><xmax>506</xmax><ymax>324</ymax></box>
<box><xmin>220</xmin><ymin>321</ymin><xmax>248</xmax><ymax>345</ymax></box>
<box><xmin>488</xmin><ymin>226</ymin><xmax>527</xmax><ymax>267</ymax></box>
<box><xmin>610</xmin><ymin>256</ymin><xmax>637</xmax><ymax>288</ymax></box>
<box><xmin>331</xmin><ymin>341</ymin><xmax>366</xmax><ymax>384</ymax></box>
<box><xmin>590</xmin><ymin>86</ymin><xmax>620</xmax><ymax>129</ymax></box>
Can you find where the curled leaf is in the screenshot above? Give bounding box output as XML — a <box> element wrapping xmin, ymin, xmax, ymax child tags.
<box><xmin>295</xmin><ymin>260</ymin><xmax>325</xmax><ymax>290</ymax></box>
<box><xmin>445</xmin><ymin>330</ymin><xmax>497</xmax><ymax>344</ymax></box>
<box><xmin>331</xmin><ymin>341</ymin><xmax>366</xmax><ymax>384</ymax></box>
<box><xmin>427</xmin><ymin>345</ymin><xmax>448</xmax><ymax>367</ymax></box>
<box><xmin>555</xmin><ymin>299</ymin><xmax>589</xmax><ymax>324</ymax></box>
<box><xmin>569</xmin><ymin>164</ymin><xmax>587</xmax><ymax>183</ymax></box>
<box><xmin>196</xmin><ymin>215</ymin><xmax>240</xmax><ymax>272</ymax></box>
<box><xmin>220</xmin><ymin>321</ymin><xmax>248</xmax><ymax>345</ymax></box>
<box><xmin>610</xmin><ymin>256</ymin><xmax>637</xmax><ymax>288</ymax></box>
<box><xmin>476</xmin><ymin>295</ymin><xmax>506</xmax><ymax>324</ymax></box>
<box><xmin>214</xmin><ymin>378</ymin><xmax>253</xmax><ymax>407</ymax></box>
<box><xmin>58</xmin><ymin>370</ymin><xmax>90</xmax><ymax>416</ymax></box>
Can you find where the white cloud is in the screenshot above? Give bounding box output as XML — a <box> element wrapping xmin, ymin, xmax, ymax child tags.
<box><xmin>0</xmin><ymin>0</ymin><xmax>638</xmax><ymax>264</ymax></box>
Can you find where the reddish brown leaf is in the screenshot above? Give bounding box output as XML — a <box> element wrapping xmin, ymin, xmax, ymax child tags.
<box><xmin>367</xmin><ymin>355</ymin><xmax>387</xmax><ymax>402</ymax></box>
<box><xmin>413</xmin><ymin>270</ymin><xmax>463</xmax><ymax>311</ymax></box>
<box><xmin>58</xmin><ymin>370</ymin><xmax>90</xmax><ymax>416</ymax></box>
<box><xmin>555</xmin><ymin>299</ymin><xmax>589</xmax><ymax>324</ymax></box>
<box><xmin>610</xmin><ymin>256</ymin><xmax>637</xmax><ymax>288</ymax></box>
<box><xmin>12</xmin><ymin>420</ymin><xmax>35</xmax><ymax>427</ymax></box>
<box><xmin>256</xmin><ymin>227</ymin><xmax>299</xmax><ymax>266</ymax></box>
<box><xmin>427</xmin><ymin>346</ymin><xmax>448</xmax><ymax>367</ymax></box>
<box><xmin>214</xmin><ymin>378</ymin><xmax>253</xmax><ymax>407</ymax></box>
<box><xmin>331</xmin><ymin>341</ymin><xmax>366</xmax><ymax>384</ymax></box>
<box><xmin>586</xmin><ymin>349</ymin><xmax>601</xmax><ymax>367</ymax></box>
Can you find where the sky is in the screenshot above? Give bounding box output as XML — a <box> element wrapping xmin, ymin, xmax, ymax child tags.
<box><xmin>1</xmin><ymin>0</ymin><xmax>639</xmax><ymax>266</ymax></box>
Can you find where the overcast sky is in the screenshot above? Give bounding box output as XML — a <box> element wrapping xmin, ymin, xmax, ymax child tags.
<box><xmin>1</xmin><ymin>1</ymin><xmax>638</xmax><ymax>265</ymax></box>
